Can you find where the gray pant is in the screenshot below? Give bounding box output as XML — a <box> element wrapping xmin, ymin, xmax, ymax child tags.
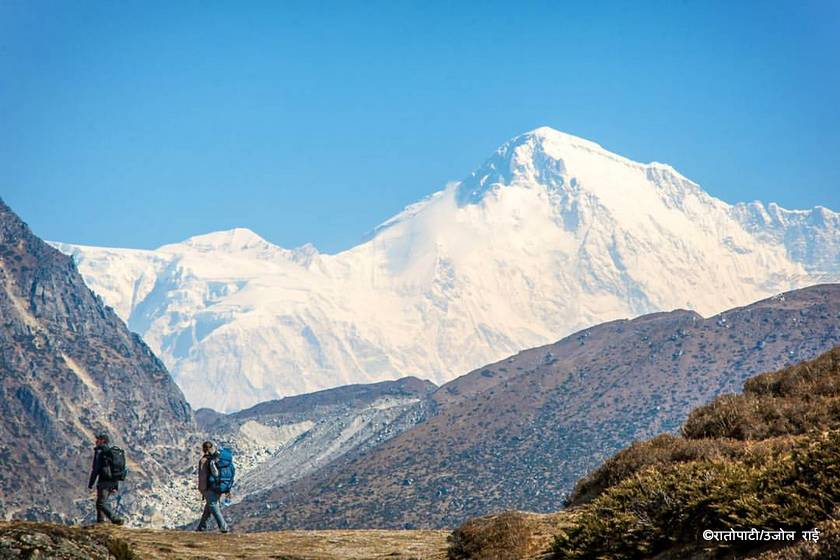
<box><xmin>95</xmin><ymin>485</ymin><xmax>119</xmax><ymax>523</ymax></box>
<box><xmin>197</xmin><ymin>489</ymin><xmax>228</xmax><ymax>532</ymax></box>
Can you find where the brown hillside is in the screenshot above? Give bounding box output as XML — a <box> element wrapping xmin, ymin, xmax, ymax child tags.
<box><xmin>452</xmin><ymin>345</ymin><xmax>840</xmax><ymax>560</ymax></box>
<box><xmin>550</xmin><ymin>345</ymin><xmax>840</xmax><ymax>559</ymax></box>
<box><xmin>230</xmin><ymin>285</ymin><xmax>840</xmax><ymax>530</ymax></box>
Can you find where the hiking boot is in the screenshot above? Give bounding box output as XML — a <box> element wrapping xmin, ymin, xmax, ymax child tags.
<box><xmin>113</xmin><ymin>518</ymin><xmax>125</xmax><ymax>526</ymax></box>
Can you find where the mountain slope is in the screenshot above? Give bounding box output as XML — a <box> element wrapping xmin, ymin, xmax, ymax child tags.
<box><xmin>449</xmin><ymin>345</ymin><xmax>840</xmax><ymax>560</ymax></box>
<box><xmin>228</xmin><ymin>284</ymin><xmax>840</xmax><ymax>530</ymax></box>
<box><xmin>548</xmin><ymin>345</ymin><xmax>840</xmax><ymax>559</ymax></box>
<box><xmin>54</xmin><ymin>127</ymin><xmax>840</xmax><ymax>411</ymax></box>
<box><xmin>0</xmin><ymin>199</ymin><xmax>196</xmax><ymax>524</ymax></box>
<box><xmin>199</xmin><ymin>377</ymin><xmax>436</xmax><ymax>504</ymax></box>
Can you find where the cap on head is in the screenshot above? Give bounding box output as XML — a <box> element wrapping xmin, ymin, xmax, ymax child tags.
<box><xmin>96</xmin><ymin>433</ymin><xmax>109</xmax><ymax>444</ymax></box>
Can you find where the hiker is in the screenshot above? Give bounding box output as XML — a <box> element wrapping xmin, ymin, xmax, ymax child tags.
<box><xmin>88</xmin><ymin>433</ymin><xmax>125</xmax><ymax>525</ymax></box>
<box><xmin>196</xmin><ymin>441</ymin><xmax>230</xmax><ymax>533</ymax></box>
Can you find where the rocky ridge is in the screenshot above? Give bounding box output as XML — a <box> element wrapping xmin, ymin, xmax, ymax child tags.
<box><xmin>0</xmin><ymin>199</ymin><xmax>197</xmax><ymax>526</ymax></box>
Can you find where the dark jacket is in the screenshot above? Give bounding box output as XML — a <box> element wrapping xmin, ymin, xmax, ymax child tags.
<box><xmin>198</xmin><ymin>454</ymin><xmax>210</xmax><ymax>493</ymax></box>
<box><xmin>198</xmin><ymin>452</ymin><xmax>219</xmax><ymax>494</ymax></box>
<box><xmin>89</xmin><ymin>445</ymin><xmax>118</xmax><ymax>490</ymax></box>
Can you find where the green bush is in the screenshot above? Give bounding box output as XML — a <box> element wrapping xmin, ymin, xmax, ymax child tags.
<box><xmin>745</xmin><ymin>347</ymin><xmax>840</xmax><ymax>398</ymax></box>
<box><xmin>554</xmin><ymin>430</ymin><xmax>840</xmax><ymax>559</ymax></box>
<box><xmin>555</xmin><ymin>460</ymin><xmax>762</xmax><ymax>559</ymax></box>
<box><xmin>682</xmin><ymin>394</ymin><xmax>840</xmax><ymax>440</ymax></box>
<box><xmin>683</xmin><ymin>347</ymin><xmax>840</xmax><ymax>441</ymax></box>
<box><xmin>568</xmin><ymin>433</ymin><xmax>796</xmax><ymax>507</ymax></box>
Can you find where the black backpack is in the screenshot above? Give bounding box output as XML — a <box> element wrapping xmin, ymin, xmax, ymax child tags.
<box><xmin>100</xmin><ymin>446</ymin><xmax>128</xmax><ymax>481</ymax></box>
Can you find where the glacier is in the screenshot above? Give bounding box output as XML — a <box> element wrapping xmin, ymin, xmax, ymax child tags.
<box><xmin>52</xmin><ymin>127</ymin><xmax>840</xmax><ymax>411</ymax></box>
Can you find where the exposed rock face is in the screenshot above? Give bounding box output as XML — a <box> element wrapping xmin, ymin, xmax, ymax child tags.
<box><xmin>197</xmin><ymin>377</ymin><xmax>437</xmax><ymax>511</ymax></box>
<box><xmin>230</xmin><ymin>284</ymin><xmax>840</xmax><ymax>530</ymax></box>
<box><xmin>0</xmin><ymin>199</ymin><xmax>196</xmax><ymax>524</ymax></box>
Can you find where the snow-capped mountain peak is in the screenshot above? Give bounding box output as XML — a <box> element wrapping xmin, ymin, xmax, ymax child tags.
<box><xmin>731</xmin><ymin>201</ymin><xmax>840</xmax><ymax>274</ymax></box>
<box><xmin>54</xmin><ymin>128</ymin><xmax>839</xmax><ymax>411</ymax></box>
<box><xmin>519</xmin><ymin>125</ymin><xmax>610</xmax><ymax>154</ymax></box>
<box><xmin>456</xmin><ymin>126</ymin><xmax>699</xmax><ymax>211</ymax></box>
<box><xmin>161</xmin><ymin>227</ymin><xmax>275</xmax><ymax>254</ymax></box>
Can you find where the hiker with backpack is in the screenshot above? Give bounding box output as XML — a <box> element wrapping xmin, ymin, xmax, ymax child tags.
<box><xmin>196</xmin><ymin>441</ymin><xmax>233</xmax><ymax>533</ymax></box>
<box><xmin>88</xmin><ymin>433</ymin><xmax>126</xmax><ymax>525</ymax></box>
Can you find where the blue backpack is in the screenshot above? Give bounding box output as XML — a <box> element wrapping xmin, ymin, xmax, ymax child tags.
<box><xmin>208</xmin><ymin>448</ymin><xmax>235</xmax><ymax>494</ymax></box>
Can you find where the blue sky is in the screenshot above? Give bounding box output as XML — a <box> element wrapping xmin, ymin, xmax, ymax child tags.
<box><xmin>2</xmin><ymin>0</ymin><xmax>838</xmax><ymax>253</ymax></box>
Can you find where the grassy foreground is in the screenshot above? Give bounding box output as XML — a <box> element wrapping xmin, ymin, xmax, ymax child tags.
<box><xmin>0</xmin><ymin>521</ymin><xmax>449</xmax><ymax>560</ymax></box>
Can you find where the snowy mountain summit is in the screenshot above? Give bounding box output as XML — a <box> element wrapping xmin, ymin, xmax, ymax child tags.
<box><xmin>55</xmin><ymin>127</ymin><xmax>840</xmax><ymax>411</ymax></box>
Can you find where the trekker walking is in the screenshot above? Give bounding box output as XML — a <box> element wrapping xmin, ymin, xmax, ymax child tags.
<box><xmin>88</xmin><ymin>434</ymin><xmax>125</xmax><ymax>525</ymax></box>
<box><xmin>196</xmin><ymin>441</ymin><xmax>230</xmax><ymax>533</ymax></box>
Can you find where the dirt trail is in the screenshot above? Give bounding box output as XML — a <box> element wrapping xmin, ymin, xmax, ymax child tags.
<box><xmin>102</xmin><ymin>525</ymin><xmax>450</xmax><ymax>559</ymax></box>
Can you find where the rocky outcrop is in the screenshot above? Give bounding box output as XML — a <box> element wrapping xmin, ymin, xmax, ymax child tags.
<box><xmin>0</xmin><ymin>522</ymin><xmax>137</xmax><ymax>559</ymax></box>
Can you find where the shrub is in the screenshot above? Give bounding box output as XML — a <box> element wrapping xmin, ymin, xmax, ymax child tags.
<box><xmin>682</xmin><ymin>395</ymin><xmax>840</xmax><ymax>440</ymax></box>
<box><xmin>552</xmin><ymin>430</ymin><xmax>840</xmax><ymax>560</ymax></box>
<box><xmin>751</xmin><ymin>519</ymin><xmax>840</xmax><ymax>559</ymax></box>
<box><xmin>745</xmin><ymin>347</ymin><xmax>840</xmax><ymax>398</ymax></box>
<box><xmin>568</xmin><ymin>434</ymin><xmax>796</xmax><ymax>506</ymax></box>
<box><xmin>448</xmin><ymin>511</ymin><xmax>545</xmax><ymax>560</ymax></box>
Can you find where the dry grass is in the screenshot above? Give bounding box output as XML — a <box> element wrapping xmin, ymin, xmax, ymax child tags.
<box><xmin>553</xmin><ymin>430</ymin><xmax>840</xmax><ymax>559</ymax></box>
<box><xmin>567</xmin><ymin>434</ymin><xmax>799</xmax><ymax>506</ymax></box>
<box><xmin>0</xmin><ymin>522</ymin><xmax>449</xmax><ymax>560</ymax></box>
<box><xmin>105</xmin><ymin>526</ymin><xmax>449</xmax><ymax>560</ymax></box>
<box><xmin>448</xmin><ymin>511</ymin><xmax>578</xmax><ymax>560</ymax></box>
